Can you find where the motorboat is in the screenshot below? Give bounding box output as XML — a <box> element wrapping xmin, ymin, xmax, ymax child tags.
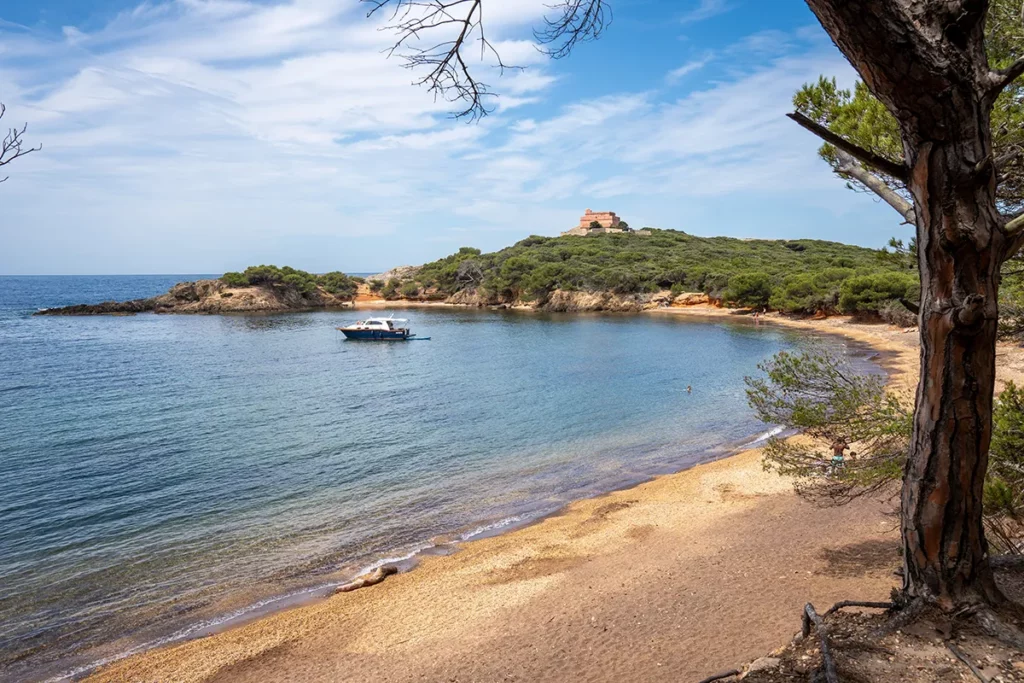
<box><xmin>337</xmin><ymin>316</ymin><xmax>416</xmax><ymax>340</ymax></box>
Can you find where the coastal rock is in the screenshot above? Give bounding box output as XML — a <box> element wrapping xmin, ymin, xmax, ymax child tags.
<box><xmin>542</xmin><ymin>289</ymin><xmax>648</xmax><ymax>312</ymax></box>
<box><xmin>35</xmin><ymin>298</ymin><xmax>159</xmax><ymax>316</ymax></box>
<box><xmin>671</xmin><ymin>292</ymin><xmax>711</xmax><ymax>307</ymax></box>
<box><xmin>367</xmin><ymin>265</ymin><xmax>422</xmax><ymax>283</ymax></box>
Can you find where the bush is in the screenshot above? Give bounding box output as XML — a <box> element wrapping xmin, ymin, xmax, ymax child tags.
<box><xmin>983</xmin><ymin>381</ymin><xmax>1024</xmax><ymax>552</ymax></box>
<box><xmin>725</xmin><ymin>271</ymin><xmax>773</xmax><ymax>308</ymax></box>
<box><xmin>399</xmin><ymin>281</ymin><xmax>420</xmax><ymax>298</ymax></box>
<box><xmin>670</xmin><ymin>282</ymin><xmax>685</xmax><ymax>296</ymax></box>
<box><xmin>368</xmin><ymin>279</ymin><xmax>384</xmax><ymax>293</ymax></box>
<box><xmin>769</xmin><ymin>268</ymin><xmax>853</xmax><ymax>314</ymax></box>
<box><xmin>318</xmin><ymin>271</ymin><xmax>358</xmax><ymax>298</ymax></box>
<box><xmin>381</xmin><ymin>279</ymin><xmax>400</xmax><ymax>300</ymax></box>
<box><xmin>838</xmin><ymin>272</ymin><xmax>917</xmax><ymax>313</ymax></box>
<box><xmin>878</xmin><ymin>299</ymin><xmax>917</xmax><ymax>327</ymax></box>
<box><xmin>221</xmin><ymin>271</ymin><xmax>248</xmax><ymax>287</ymax></box>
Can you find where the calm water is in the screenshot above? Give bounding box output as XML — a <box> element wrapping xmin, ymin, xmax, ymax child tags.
<box><xmin>0</xmin><ymin>276</ymin><xmax>873</xmax><ymax>681</ymax></box>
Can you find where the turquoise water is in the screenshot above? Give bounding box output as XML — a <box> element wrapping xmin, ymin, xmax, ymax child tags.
<box><xmin>0</xmin><ymin>276</ymin><xmax>874</xmax><ymax>681</ymax></box>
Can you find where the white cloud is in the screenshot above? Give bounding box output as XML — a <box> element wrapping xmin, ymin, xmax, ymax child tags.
<box><xmin>0</xmin><ymin>3</ymin><xmax>897</xmax><ymax>274</ymax></box>
<box><xmin>666</xmin><ymin>57</ymin><xmax>711</xmax><ymax>83</ymax></box>
<box><xmin>678</xmin><ymin>0</ymin><xmax>733</xmax><ymax>25</ymax></box>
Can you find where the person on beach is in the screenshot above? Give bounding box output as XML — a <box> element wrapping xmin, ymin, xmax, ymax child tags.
<box><xmin>829</xmin><ymin>438</ymin><xmax>848</xmax><ymax>477</ymax></box>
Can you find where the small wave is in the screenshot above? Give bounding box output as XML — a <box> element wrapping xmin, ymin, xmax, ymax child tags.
<box><xmin>458</xmin><ymin>515</ymin><xmax>525</xmax><ymax>542</ymax></box>
<box><xmin>45</xmin><ymin>586</ymin><xmax>327</xmax><ymax>682</ymax></box>
<box><xmin>353</xmin><ymin>541</ymin><xmax>436</xmax><ymax>575</ymax></box>
<box><xmin>746</xmin><ymin>425</ymin><xmax>785</xmax><ymax>446</ymax></box>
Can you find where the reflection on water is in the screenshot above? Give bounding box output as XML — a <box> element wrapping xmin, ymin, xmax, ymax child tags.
<box><xmin>0</xmin><ymin>277</ymin><xmax>876</xmax><ymax>682</ymax></box>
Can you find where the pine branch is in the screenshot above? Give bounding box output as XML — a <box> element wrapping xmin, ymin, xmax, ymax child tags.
<box><xmin>788</xmin><ymin>111</ymin><xmax>908</xmax><ymax>182</ymax></box>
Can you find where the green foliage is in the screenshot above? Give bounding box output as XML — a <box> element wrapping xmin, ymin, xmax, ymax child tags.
<box><xmin>988</xmin><ymin>381</ymin><xmax>1024</xmax><ymax>552</ymax></box>
<box><xmin>399</xmin><ymin>281</ymin><xmax>420</xmax><ymax>298</ymax></box>
<box><xmin>218</xmin><ymin>265</ymin><xmax>359</xmax><ymax>299</ymax></box>
<box><xmin>838</xmin><ymin>272</ymin><xmax>917</xmax><ymax>313</ymax></box>
<box><xmin>408</xmin><ymin>230</ymin><xmax>910</xmax><ymax>311</ymax></box>
<box><xmin>368</xmin><ymin>279</ymin><xmax>384</xmax><ymax>293</ymax></box>
<box><xmin>318</xmin><ymin>271</ymin><xmax>359</xmax><ymax>298</ymax></box>
<box><xmin>794</xmin><ymin>0</ymin><xmax>1024</xmax><ymax>216</ymax></box>
<box><xmin>381</xmin><ymin>278</ymin><xmax>400</xmax><ymax>300</ymax></box>
<box><xmin>725</xmin><ymin>271</ymin><xmax>772</xmax><ymax>308</ymax></box>
<box><xmin>745</xmin><ymin>348</ymin><xmax>911</xmax><ymax>505</ymax></box>
<box><xmin>768</xmin><ymin>268</ymin><xmax>855</xmax><ymax>314</ymax></box>
<box><xmin>221</xmin><ymin>271</ymin><xmax>248</xmax><ymax>287</ymax></box>
<box><xmin>747</xmin><ymin>350</ymin><xmax>1024</xmax><ymax>550</ymax></box>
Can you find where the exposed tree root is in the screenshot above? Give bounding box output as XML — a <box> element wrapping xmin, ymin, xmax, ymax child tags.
<box><xmin>801</xmin><ymin>603</ymin><xmax>839</xmax><ymax>683</ymax></box>
<box><xmin>696</xmin><ymin>669</ymin><xmax>740</xmax><ymax>683</ymax></box>
<box><xmin>945</xmin><ymin>641</ymin><xmax>990</xmax><ymax>683</ymax></box>
<box><xmin>973</xmin><ymin>606</ymin><xmax>1024</xmax><ymax>651</ymax></box>
<box><xmin>823</xmin><ymin>600</ymin><xmax>893</xmax><ymax>618</ymax></box>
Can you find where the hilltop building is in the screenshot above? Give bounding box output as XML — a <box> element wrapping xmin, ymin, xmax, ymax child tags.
<box><xmin>561</xmin><ymin>209</ymin><xmax>651</xmax><ymax>236</ymax></box>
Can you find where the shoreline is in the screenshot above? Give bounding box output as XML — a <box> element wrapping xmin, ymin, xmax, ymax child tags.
<box><xmin>80</xmin><ymin>313</ymin><xmax>925</xmax><ymax>683</ymax></box>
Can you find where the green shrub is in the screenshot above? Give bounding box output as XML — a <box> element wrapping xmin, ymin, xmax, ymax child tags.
<box><xmin>368</xmin><ymin>279</ymin><xmax>384</xmax><ymax>293</ymax></box>
<box><xmin>725</xmin><ymin>272</ymin><xmax>773</xmax><ymax>308</ymax></box>
<box><xmin>399</xmin><ymin>281</ymin><xmax>420</xmax><ymax>298</ymax></box>
<box><xmin>381</xmin><ymin>279</ymin><xmax>400</xmax><ymax>300</ymax></box>
<box><xmin>670</xmin><ymin>282</ymin><xmax>685</xmax><ymax>296</ymax></box>
<box><xmin>769</xmin><ymin>268</ymin><xmax>853</xmax><ymax>314</ymax></box>
<box><xmin>838</xmin><ymin>272</ymin><xmax>917</xmax><ymax>313</ymax></box>
<box><xmin>318</xmin><ymin>271</ymin><xmax>358</xmax><ymax>298</ymax></box>
<box><xmin>221</xmin><ymin>272</ymin><xmax>248</xmax><ymax>287</ymax></box>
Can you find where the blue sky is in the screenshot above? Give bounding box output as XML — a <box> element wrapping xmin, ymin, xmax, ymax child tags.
<box><xmin>0</xmin><ymin>0</ymin><xmax>909</xmax><ymax>275</ymax></box>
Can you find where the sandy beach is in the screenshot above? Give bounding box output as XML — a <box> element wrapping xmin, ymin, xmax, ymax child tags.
<box><xmin>84</xmin><ymin>312</ymin><xmax>1021</xmax><ymax>683</ymax></box>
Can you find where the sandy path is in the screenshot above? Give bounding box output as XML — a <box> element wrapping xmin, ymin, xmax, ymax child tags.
<box><xmin>86</xmin><ymin>313</ymin><xmax>1024</xmax><ymax>683</ymax></box>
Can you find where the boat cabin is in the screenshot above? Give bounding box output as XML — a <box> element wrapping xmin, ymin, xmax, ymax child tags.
<box><xmin>350</xmin><ymin>317</ymin><xmax>408</xmax><ymax>332</ymax></box>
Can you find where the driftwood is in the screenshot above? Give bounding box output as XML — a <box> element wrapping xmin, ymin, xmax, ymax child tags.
<box><xmin>696</xmin><ymin>670</ymin><xmax>740</xmax><ymax>683</ymax></box>
<box><xmin>335</xmin><ymin>565</ymin><xmax>398</xmax><ymax>593</ymax></box>
<box><xmin>801</xmin><ymin>603</ymin><xmax>839</xmax><ymax>683</ymax></box>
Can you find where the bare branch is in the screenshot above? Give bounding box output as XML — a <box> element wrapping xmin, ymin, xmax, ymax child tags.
<box><xmin>365</xmin><ymin>0</ymin><xmax>607</xmax><ymax>118</ymax></box>
<box><xmin>833</xmin><ymin>150</ymin><xmax>916</xmax><ymax>223</ymax></box>
<box><xmin>0</xmin><ymin>103</ymin><xmax>41</xmax><ymax>183</ymax></box>
<box><xmin>788</xmin><ymin>111</ymin><xmax>909</xmax><ymax>182</ymax></box>
<box><xmin>363</xmin><ymin>0</ymin><xmax>515</xmax><ymax>120</ymax></box>
<box><xmin>535</xmin><ymin>0</ymin><xmax>611</xmax><ymax>60</ymax></box>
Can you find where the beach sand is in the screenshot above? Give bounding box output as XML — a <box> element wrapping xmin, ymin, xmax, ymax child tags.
<box><xmin>85</xmin><ymin>313</ymin><xmax>1021</xmax><ymax>683</ymax></box>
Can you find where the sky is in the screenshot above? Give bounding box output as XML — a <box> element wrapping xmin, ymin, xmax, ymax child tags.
<box><xmin>0</xmin><ymin>0</ymin><xmax>911</xmax><ymax>275</ymax></box>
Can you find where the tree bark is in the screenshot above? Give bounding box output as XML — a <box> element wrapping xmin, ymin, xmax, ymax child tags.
<box><xmin>804</xmin><ymin>0</ymin><xmax>1011</xmax><ymax>607</ymax></box>
<box><xmin>902</xmin><ymin>133</ymin><xmax>1005</xmax><ymax>608</ymax></box>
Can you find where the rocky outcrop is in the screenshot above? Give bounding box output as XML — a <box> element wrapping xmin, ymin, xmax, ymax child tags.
<box><xmin>366</xmin><ymin>265</ymin><xmax>422</xmax><ymax>283</ymax></box>
<box><xmin>35</xmin><ymin>279</ymin><xmax>355</xmax><ymax>316</ymax></box>
<box><xmin>671</xmin><ymin>292</ymin><xmax>712</xmax><ymax>306</ymax></box>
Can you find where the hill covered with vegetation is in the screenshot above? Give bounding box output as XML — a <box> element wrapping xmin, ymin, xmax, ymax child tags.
<box><xmin>386</xmin><ymin>229</ymin><xmax>917</xmax><ymax>315</ymax></box>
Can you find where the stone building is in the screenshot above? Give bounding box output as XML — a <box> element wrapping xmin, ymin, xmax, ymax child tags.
<box><xmin>561</xmin><ymin>209</ymin><xmax>650</xmax><ymax>236</ymax></box>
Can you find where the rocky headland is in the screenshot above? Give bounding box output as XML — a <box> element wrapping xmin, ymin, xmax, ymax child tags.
<box><xmin>34</xmin><ymin>279</ymin><xmax>356</xmax><ymax>316</ymax></box>
<box><xmin>35</xmin><ymin>275</ymin><xmax>715</xmax><ymax>316</ymax></box>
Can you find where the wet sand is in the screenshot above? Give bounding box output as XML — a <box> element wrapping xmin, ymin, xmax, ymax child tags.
<box><xmin>86</xmin><ymin>313</ymin><xmax>948</xmax><ymax>683</ymax></box>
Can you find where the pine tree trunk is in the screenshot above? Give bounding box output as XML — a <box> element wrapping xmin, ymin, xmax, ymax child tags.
<box><xmin>901</xmin><ymin>132</ymin><xmax>1006</xmax><ymax>607</ymax></box>
<box><xmin>802</xmin><ymin>0</ymin><xmax>1015</xmax><ymax>608</ymax></box>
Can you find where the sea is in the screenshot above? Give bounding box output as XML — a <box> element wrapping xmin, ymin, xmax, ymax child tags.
<box><xmin>0</xmin><ymin>275</ymin><xmax>879</xmax><ymax>681</ymax></box>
